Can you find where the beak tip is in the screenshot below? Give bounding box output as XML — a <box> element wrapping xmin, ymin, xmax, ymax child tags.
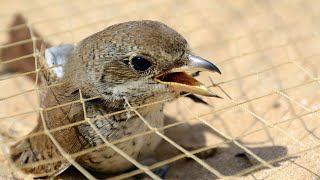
<box><xmin>216</xmin><ymin>95</ymin><xmax>223</xmax><ymax>99</ymax></box>
<box><xmin>216</xmin><ymin>68</ymin><xmax>222</xmax><ymax>75</ymax></box>
<box><xmin>211</xmin><ymin>64</ymin><xmax>221</xmax><ymax>75</ymax></box>
<box><xmin>208</xmin><ymin>93</ymin><xmax>223</xmax><ymax>99</ymax></box>
<box><xmin>188</xmin><ymin>54</ymin><xmax>221</xmax><ymax>75</ymax></box>
<box><xmin>205</xmin><ymin>89</ymin><xmax>223</xmax><ymax>98</ymax></box>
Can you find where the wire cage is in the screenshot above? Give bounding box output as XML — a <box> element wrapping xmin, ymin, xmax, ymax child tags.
<box><xmin>0</xmin><ymin>0</ymin><xmax>320</xmax><ymax>179</ymax></box>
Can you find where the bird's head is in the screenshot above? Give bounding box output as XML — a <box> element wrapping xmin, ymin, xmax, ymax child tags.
<box><xmin>48</xmin><ymin>20</ymin><xmax>221</xmax><ymax>105</ymax></box>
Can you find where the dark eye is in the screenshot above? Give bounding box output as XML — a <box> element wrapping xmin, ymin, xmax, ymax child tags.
<box><xmin>131</xmin><ymin>56</ymin><xmax>152</xmax><ymax>72</ymax></box>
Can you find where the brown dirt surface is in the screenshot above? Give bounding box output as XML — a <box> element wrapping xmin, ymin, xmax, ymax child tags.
<box><xmin>0</xmin><ymin>0</ymin><xmax>320</xmax><ymax>179</ymax></box>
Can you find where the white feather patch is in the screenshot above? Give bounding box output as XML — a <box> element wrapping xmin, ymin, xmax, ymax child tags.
<box><xmin>45</xmin><ymin>44</ymin><xmax>74</xmax><ymax>77</ymax></box>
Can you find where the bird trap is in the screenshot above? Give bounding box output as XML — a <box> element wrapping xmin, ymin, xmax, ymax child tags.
<box><xmin>0</xmin><ymin>0</ymin><xmax>320</xmax><ymax>179</ymax></box>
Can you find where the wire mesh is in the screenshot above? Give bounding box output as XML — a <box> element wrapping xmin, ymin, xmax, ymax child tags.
<box><xmin>0</xmin><ymin>0</ymin><xmax>320</xmax><ymax>179</ymax></box>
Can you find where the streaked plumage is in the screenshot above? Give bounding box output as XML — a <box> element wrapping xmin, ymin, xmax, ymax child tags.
<box><xmin>9</xmin><ymin>20</ymin><xmax>221</xmax><ymax>178</ymax></box>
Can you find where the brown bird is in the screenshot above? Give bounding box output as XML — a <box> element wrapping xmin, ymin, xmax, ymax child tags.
<box><xmin>8</xmin><ymin>20</ymin><xmax>221</xmax><ymax>178</ymax></box>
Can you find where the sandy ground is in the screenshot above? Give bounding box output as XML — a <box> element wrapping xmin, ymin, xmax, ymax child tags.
<box><xmin>0</xmin><ymin>0</ymin><xmax>320</xmax><ymax>179</ymax></box>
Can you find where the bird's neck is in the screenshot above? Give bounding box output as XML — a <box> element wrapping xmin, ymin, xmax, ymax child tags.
<box><xmin>58</xmin><ymin>82</ymin><xmax>165</xmax><ymax>117</ymax></box>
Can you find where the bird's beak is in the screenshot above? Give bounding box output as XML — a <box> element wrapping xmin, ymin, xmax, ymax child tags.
<box><xmin>155</xmin><ymin>54</ymin><xmax>221</xmax><ymax>97</ymax></box>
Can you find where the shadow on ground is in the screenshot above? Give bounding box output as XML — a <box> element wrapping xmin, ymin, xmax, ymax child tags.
<box><xmin>1</xmin><ymin>13</ymin><xmax>289</xmax><ymax>180</ymax></box>
<box><xmin>56</xmin><ymin>115</ymin><xmax>288</xmax><ymax>179</ymax></box>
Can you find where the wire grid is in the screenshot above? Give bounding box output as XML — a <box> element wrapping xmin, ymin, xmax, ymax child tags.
<box><xmin>0</xmin><ymin>0</ymin><xmax>320</xmax><ymax>179</ymax></box>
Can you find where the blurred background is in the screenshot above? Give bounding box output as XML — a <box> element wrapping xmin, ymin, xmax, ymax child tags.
<box><xmin>0</xmin><ymin>0</ymin><xmax>320</xmax><ymax>179</ymax></box>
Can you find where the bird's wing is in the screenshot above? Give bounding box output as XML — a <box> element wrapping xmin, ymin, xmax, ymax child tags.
<box><xmin>38</xmin><ymin>44</ymin><xmax>74</xmax><ymax>86</ymax></box>
<box><xmin>9</xmin><ymin>133</ymin><xmax>71</xmax><ymax>178</ymax></box>
<box><xmin>44</xmin><ymin>44</ymin><xmax>74</xmax><ymax>78</ymax></box>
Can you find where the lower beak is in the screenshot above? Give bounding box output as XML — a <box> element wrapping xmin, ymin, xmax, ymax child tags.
<box><xmin>154</xmin><ymin>54</ymin><xmax>221</xmax><ymax>97</ymax></box>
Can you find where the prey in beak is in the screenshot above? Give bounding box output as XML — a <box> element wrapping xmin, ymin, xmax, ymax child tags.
<box><xmin>155</xmin><ymin>54</ymin><xmax>221</xmax><ymax>98</ymax></box>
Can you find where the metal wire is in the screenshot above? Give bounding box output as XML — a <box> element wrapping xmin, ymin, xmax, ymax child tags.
<box><xmin>0</xmin><ymin>0</ymin><xmax>319</xmax><ymax>179</ymax></box>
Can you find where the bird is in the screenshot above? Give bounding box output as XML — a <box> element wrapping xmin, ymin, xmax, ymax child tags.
<box><xmin>8</xmin><ymin>20</ymin><xmax>221</xmax><ymax>178</ymax></box>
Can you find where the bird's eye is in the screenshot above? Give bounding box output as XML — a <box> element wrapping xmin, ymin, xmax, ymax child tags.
<box><xmin>131</xmin><ymin>56</ymin><xmax>152</xmax><ymax>72</ymax></box>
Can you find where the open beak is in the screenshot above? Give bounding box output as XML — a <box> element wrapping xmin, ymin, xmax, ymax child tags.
<box><xmin>154</xmin><ymin>54</ymin><xmax>221</xmax><ymax>97</ymax></box>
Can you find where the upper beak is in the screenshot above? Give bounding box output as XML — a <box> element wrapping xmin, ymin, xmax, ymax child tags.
<box><xmin>154</xmin><ymin>54</ymin><xmax>221</xmax><ymax>97</ymax></box>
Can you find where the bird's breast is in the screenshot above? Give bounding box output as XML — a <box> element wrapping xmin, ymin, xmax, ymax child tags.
<box><xmin>76</xmin><ymin>103</ymin><xmax>165</xmax><ymax>173</ymax></box>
